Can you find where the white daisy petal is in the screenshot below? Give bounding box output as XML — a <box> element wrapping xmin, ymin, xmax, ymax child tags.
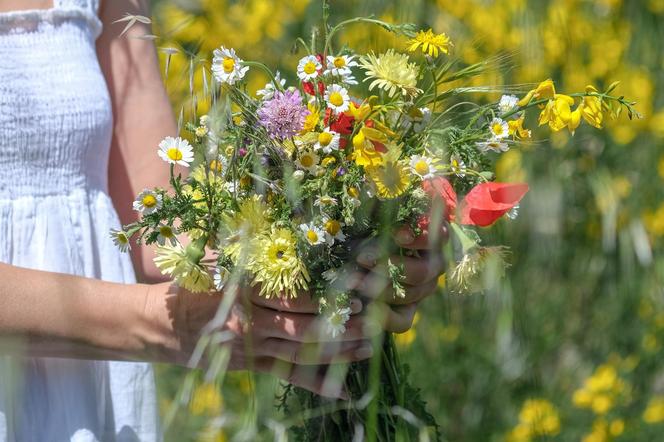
<box><xmin>133</xmin><ymin>189</ymin><xmax>163</xmax><ymax>215</ymax></box>
<box><xmin>158</xmin><ymin>136</ymin><xmax>195</xmax><ymax>167</ymax></box>
<box><xmin>212</xmin><ymin>46</ymin><xmax>249</xmax><ymax>85</ymax></box>
<box><xmin>324</xmin><ymin>84</ymin><xmax>350</xmax><ymax>114</ymax></box>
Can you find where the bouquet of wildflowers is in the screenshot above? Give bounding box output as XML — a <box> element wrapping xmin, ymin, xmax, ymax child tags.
<box><xmin>111</xmin><ymin>3</ymin><xmax>638</xmax><ymax>439</ymax></box>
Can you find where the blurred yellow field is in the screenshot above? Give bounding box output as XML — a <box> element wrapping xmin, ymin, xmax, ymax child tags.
<box><xmin>150</xmin><ymin>1</ymin><xmax>664</xmax><ymax>440</ymax></box>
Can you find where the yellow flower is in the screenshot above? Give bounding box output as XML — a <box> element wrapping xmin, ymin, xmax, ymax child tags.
<box><xmin>219</xmin><ymin>196</ymin><xmax>271</xmax><ymax>262</ymax></box>
<box><xmin>360</xmin><ymin>49</ymin><xmax>422</xmax><ymax>98</ymax></box>
<box><xmin>643</xmin><ymin>396</ymin><xmax>664</xmax><ymax>424</ymax></box>
<box><xmin>582</xmin><ymin>85</ymin><xmax>604</xmax><ymax>129</ymax></box>
<box><xmin>301</xmin><ymin>104</ymin><xmax>320</xmax><ymax>133</ymax></box>
<box><xmin>539</xmin><ymin>94</ymin><xmax>582</xmax><ymax>133</ymax></box>
<box><xmin>508</xmin><ymin>116</ymin><xmax>532</xmax><ymax>139</ymax></box>
<box><xmin>407</xmin><ymin>29</ymin><xmax>451</xmax><ymax>57</ymax></box>
<box><xmin>518</xmin><ymin>79</ymin><xmax>557</xmax><ymax>107</ymax></box>
<box><xmin>154</xmin><ymin>239</ymin><xmax>213</xmax><ymax>293</ymax></box>
<box><xmin>516</xmin><ymin>399</ymin><xmax>561</xmax><ymax>437</ymax></box>
<box><xmin>190</xmin><ymin>383</ymin><xmax>223</xmax><ymax>416</ymax></box>
<box><xmin>351</xmin><ymin>130</ymin><xmax>384</xmax><ymax>167</ymax></box>
<box><xmin>365</xmin><ymin>146</ymin><xmax>410</xmax><ymax>199</ymax></box>
<box><xmin>248</xmin><ymin>228</ymin><xmax>310</xmax><ymax>298</ymax></box>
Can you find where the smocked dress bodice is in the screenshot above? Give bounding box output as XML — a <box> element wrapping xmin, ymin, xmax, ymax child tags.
<box><xmin>0</xmin><ymin>1</ymin><xmax>160</xmax><ymax>440</ymax></box>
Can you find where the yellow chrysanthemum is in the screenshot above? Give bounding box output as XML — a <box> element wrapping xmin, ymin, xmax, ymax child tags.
<box><xmin>351</xmin><ymin>130</ymin><xmax>384</xmax><ymax>167</ymax></box>
<box><xmin>301</xmin><ymin>103</ymin><xmax>320</xmax><ymax>134</ymax></box>
<box><xmin>219</xmin><ymin>196</ymin><xmax>271</xmax><ymax>262</ymax></box>
<box><xmin>365</xmin><ymin>146</ymin><xmax>411</xmax><ymax>199</ymax></box>
<box><xmin>154</xmin><ymin>241</ymin><xmax>213</xmax><ymax>293</ymax></box>
<box><xmin>360</xmin><ymin>49</ymin><xmax>421</xmax><ymax>98</ymax></box>
<box><xmin>248</xmin><ymin>228</ymin><xmax>310</xmax><ymax>298</ymax></box>
<box><xmin>407</xmin><ymin>29</ymin><xmax>451</xmax><ymax>57</ymax></box>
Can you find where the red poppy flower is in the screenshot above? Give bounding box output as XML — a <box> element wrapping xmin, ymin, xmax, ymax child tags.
<box><xmin>460</xmin><ymin>182</ymin><xmax>529</xmax><ymax>227</ymax></box>
<box><xmin>418</xmin><ymin>177</ymin><xmax>458</xmax><ymax>231</ymax></box>
<box><xmin>303</xmin><ymin>81</ymin><xmax>325</xmax><ymax>96</ymax></box>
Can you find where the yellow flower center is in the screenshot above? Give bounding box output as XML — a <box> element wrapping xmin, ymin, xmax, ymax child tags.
<box><xmin>492</xmin><ymin>122</ymin><xmax>505</xmax><ymax>136</ymax></box>
<box><xmin>222</xmin><ymin>57</ymin><xmax>235</xmax><ymax>73</ymax></box>
<box><xmin>306</xmin><ymin>230</ymin><xmax>319</xmax><ymax>243</ymax></box>
<box><xmin>142</xmin><ymin>194</ymin><xmax>157</xmax><ymax>207</ymax></box>
<box><xmin>117</xmin><ymin>233</ymin><xmax>128</xmax><ymax>244</ymax></box>
<box><xmin>303</xmin><ymin>61</ymin><xmax>317</xmax><ymax>75</ymax></box>
<box><xmin>159</xmin><ymin>226</ymin><xmax>174</xmax><ymax>237</ymax></box>
<box><xmin>414</xmin><ymin>160</ymin><xmax>430</xmax><ymax>176</ymax></box>
<box><xmin>300</xmin><ymin>154</ymin><xmax>314</xmax><ymax>168</ymax></box>
<box><xmin>325</xmin><ymin>220</ymin><xmax>341</xmax><ymax>236</ymax></box>
<box><xmin>318</xmin><ymin>131</ymin><xmax>334</xmax><ymax>146</ymax></box>
<box><xmin>167</xmin><ymin>148</ymin><xmax>183</xmax><ymax>161</ymax></box>
<box><xmin>333</xmin><ymin>57</ymin><xmax>346</xmax><ymax>68</ymax></box>
<box><xmin>329</xmin><ymin>92</ymin><xmax>344</xmax><ymax>107</ymax></box>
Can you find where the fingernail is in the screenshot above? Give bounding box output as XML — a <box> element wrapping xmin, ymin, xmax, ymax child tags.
<box><xmin>355</xmin><ymin>346</ymin><xmax>373</xmax><ymax>359</ymax></box>
<box><xmin>396</xmin><ymin>230</ymin><xmax>414</xmax><ymax>245</ymax></box>
<box><xmin>350</xmin><ymin>298</ymin><xmax>363</xmax><ymax>314</ymax></box>
<box><xmin>358</xmin><ymin>252</ymin><xmax>376</xmax><ymax>268</ymax></box>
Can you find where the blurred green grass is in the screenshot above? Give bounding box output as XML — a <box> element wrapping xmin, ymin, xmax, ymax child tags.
<box><xmin>149</xmin><ymin>0</ymin><xmax>664</xmax><ymax>440</ymax></box>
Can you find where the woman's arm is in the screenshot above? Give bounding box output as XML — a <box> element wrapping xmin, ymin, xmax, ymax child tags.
<box><xmin>97</xmin><ymin>0</ymin><xmax>179</xmax><ymax>283</ymax></box>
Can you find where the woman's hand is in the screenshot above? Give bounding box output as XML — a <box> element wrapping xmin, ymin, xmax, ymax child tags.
<box><xmin>142</xmin><ymin>282</ymin><xmax>375</xmax><ymax>398</ymax></box>
<box><xmin>352</xmin><ymin>223</ymin><xmax>448</xmax><ymax>333</ymax></box>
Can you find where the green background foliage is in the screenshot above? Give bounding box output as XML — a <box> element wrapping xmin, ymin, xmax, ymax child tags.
<box><xmin>149</xmin><ymin>0</ymin><xmax>664</xmax><ymax>440</ymax></box>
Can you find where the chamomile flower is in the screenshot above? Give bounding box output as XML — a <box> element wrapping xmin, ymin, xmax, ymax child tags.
<box><xmin>257</xmin><ymin>71</ymin><xmax>286</xmax><ymax>101</ymax></box>
<box><xmin>314</xmin><ymin>195</ymin><xmax>338</xmax><ymax>207</ymax></box>
<box><xmin>195</xmin><ymin>126</ymin><xmax>208</xmax><ymax>138</ymax></box>
<box><xmin>158</xmin><ymin>136</ymin><xmax>194</xmax><ymax>167</ymax></box>
<box><xmin>410</xmin><ymin>155</ymin><xmax>437</xmax><ymax>179</ymax></box>
<box><xmin>476</xmin><ymin>139</ymin><xmax>510</xmax><ymax>153</ymax></box>
<box><xmin>110</xmin><ymin>229</ymin><xmax>131</xmax><ymax>252</ymax></box>
<box><xmin>212</xmin><ymin>46</ymin><xmax>249</xmax><ymax>85</ymax></box>
<box><xmin>297</xmin><ymin>55</ymin><xmax>322</xmax><ymax>81</ymax></box>
<box><xmin>322</xmin><ymin>218</ymin><xmax>346</xmax><ymax>245</ymax></box>
<box><xmin>324</xmin><ymin>84</ymin><xmax>350</xmax><ymax>114</ymax></box>
<box><xmin>214</xmin><ymin>266</ymin><xmax>230</xmax><ymax>290</ymax></box>
<box><xmin>314</xmin><ymin>128</ymin><xmax>341</xmax><ymax>153</ymax></box>
<box><xmin>132</xmin><ymin>189</ymin><xmax>162</xmax><ymax>215</ymax></box>
<box><xmin>450</xmin><ymin>154</ymin><xmax>466</xmax><ymax>177</ymax></box>
<box><xmin>156</xmin><ymin>224</ymin><xmax>178</xmax><ymax>246</ymax></box>
<box><xmin>325</xmin><ymin>306</ymin><xmax>352</xmax><ymax>338</ymax></box>
<box><xmin>325</xmin><ymin>55</ymin><xmax>358</xmax><ymax>84</ymax></box>
<box><xmin>489</xmin><ymin>118</ymin><xmax>510</xmax><ymax>139</ymax></box>
<box><xmin>295</xmin><ymin>150</ymin><xmax>320</xmax><ymax>174</ymax></box>
<box><xmin>299</xmin><ymin>222</ymin><xmax>326</xmax><ymax>246</ymax></box>
<box><xmin>498</xmin><ymin>95</ymin><xmax>519</xmax><ymax>113</ymax></box>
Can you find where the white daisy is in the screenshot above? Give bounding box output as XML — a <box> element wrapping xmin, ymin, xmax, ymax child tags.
<box><xmin>158</xmin><ymin>136</ymin><xmax>194</xmax><ymax>167</ymax></box>
<box><xmin>156</xmin><ymin>224</ymin><xmax>178</xmax><ymax>246</ymax></box>
<box><xmin>314</xmin><ymin>195</ymin><xmax>338</xmax><ymax>207</ymax></box>
<box><xmin>257</xmin><ymin>71</ymin><xmax>286</xmax><ymax>100</ymax></box>
<box><xmin>295</xmin><ymin>150</ymin><xmax>320</xmax><ymax>174</ymax></box>
<box><xmin>110</xmin><ymin>229</ymin><xmax>131</xmax><ymax>252</ymax></box>
<box><xmin>214</xmin><ymin>266</ymin><xmax>230</xmax><ymax>290</ymax></box>
<box><xmin>450</xmin><ymin>154</ymin><xmax>466</xmax><ymax>177</ymax></box>
<box><xmin>476</xmin><ymin>139</ymin><xmax>510</xmax><ymax>153</ymax></box>
<box><xmin>410</xmin><ymin>155</ymin><xmax>437</xmax><ymax>179</ymax></box>
<box><xmin>299</xmin><ymin>222</ymin><xmax>325</xmax><ymax>246</ymax></box>
<box><xmin>322</xmin><ymin>218</ymin><xmax>346</xmax><ymax>245</ymax></box>
<box><xmin>324</xmin><ymin>84</ymin><xmax>350</xmax><ymax>114</ymax></box>
<box><xmin>132</xmin><ymin>189</ymin><xmax>163</xmax><ymax>215</ymax></box>
<box><xmin>325</xmin><ymin>306</ymin><xmax>352</xmax><ymax>338</ymax></box>
<box><xmin>498</xmin><ymin>94</ymin><xmax>519</xmax><ymax>113</ymax></box>
<box><xmin>297</xmin><ymin>55</ymin><xmax>322</xmax><ymax>82</ymax></box>
<box><xmin>212</xmin><ymin>46</ymin><xmax>249</xmax><ymax>85</ymax></box>
<box><xmin>324</xmin><ymin>55</ymin><xmax>359</xmax><ymax>84</ymax></box>
<box><xmin>489</xmin><ymin>117</ymin><xmax>509</xmax><ymax>139</ymax></box>
<box><xmin>314</xmin><ymin>128</ymin><xmax>341</xmax><ymax>153</ymax></box>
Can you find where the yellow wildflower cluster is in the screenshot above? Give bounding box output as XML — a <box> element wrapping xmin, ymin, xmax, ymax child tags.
<box><xmin>643</xmin><ymin>396</ymin><xmax>664</xmax><ymax>424</ymax></box>
<box><xmin>506</xmin><ymin>399</ymin><xmax>561</xmax><ymax>442</ymax></box>
<box><xmin>572</xmin><ymin>364</ymin><xmax>628</xmax><ymax>415</ymax></box>
<box><xmin>582</xmin><ymin>418</ymin><xmax>625</xmax><ymax>442</ymax></box>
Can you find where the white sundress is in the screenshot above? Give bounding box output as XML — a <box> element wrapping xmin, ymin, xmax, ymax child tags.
<box><xmin>0</xmin><ymin>1</ymin><xmax>161</xmax><ymax>440</ymax></box>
